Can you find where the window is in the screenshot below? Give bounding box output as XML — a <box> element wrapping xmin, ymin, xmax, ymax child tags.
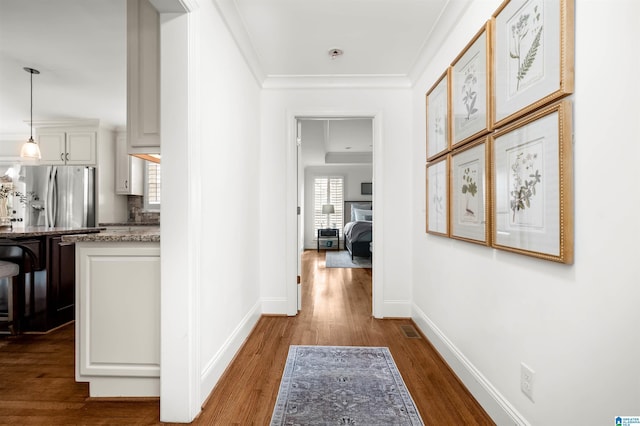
<box><xmin>314</xmin><ymin>176</ymin><xmax>344</xmax><ymax>238</ymax></box>
<box><xmin>144</xmin><ymin>161</ymin><xmax>161</xmax><ymax>210</ymax></box>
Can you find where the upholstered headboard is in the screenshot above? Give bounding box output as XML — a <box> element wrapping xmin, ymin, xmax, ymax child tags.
<box><xmin>344</xmin><ymin>200</ymin><xmax>372</xmax><ymax>225</ymax></box>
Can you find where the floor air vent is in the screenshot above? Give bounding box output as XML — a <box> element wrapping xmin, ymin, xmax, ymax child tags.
<box><xmin>400</xmin><ymin>324</ymin><xmax>421</xmax><ymax>339</ymax></box>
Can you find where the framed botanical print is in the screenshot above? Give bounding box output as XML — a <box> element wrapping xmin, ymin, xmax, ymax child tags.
<box><xmin>426</xmin><ymin>70</ymin><xmax>450</xmax><ymax>161</ymax></box>
<box><xmin>426</xmin><ymin>156</ymin><xmax>449</xmax><ymax>237</ymax></box>
<box><xmin>451</xmin><ymin>21</ymin><xmax>492</xmax><ymax>148</ymax></box>
<box><xmin>490</xmin><ymin>100</ymin><xmax>573</xmax><ymax>263</ymax></box>
<box><xmin>492</xmin><ymin>0</ymin><xmax>574</xmax><ymax>127</ymax></box>
<box><xmin>450</xmin><ymin>137</ymin><xmax>489</xmax><ymax>245</ymax></box>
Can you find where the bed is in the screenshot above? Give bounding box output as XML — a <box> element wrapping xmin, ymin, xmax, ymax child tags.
<box><xmin>343</xmin><ymin>201</ymin><xmax>372</xmax><ymax>259</ymax></box>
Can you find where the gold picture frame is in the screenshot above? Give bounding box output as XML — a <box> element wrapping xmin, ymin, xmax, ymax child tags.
<box><xmin>450</xmin><ymin>137</ymin><xmax>489</xmax><ymax>245</ymax></box>
<box><xmin>426</xmin><ymin>155</ymin><xmax>449</xmax><ymax>237</ymax></box>
<box><xmin>492</xmin><ymin>0</ymin><xmax>574</xmax><ymax>128</ymax></box>
<box><xmin>426</xmin><ymin>69</ymin><xmax>451</xmax><ymax>161</ymax></box>
<box><xmin>451</xmin><ymin>21</ymin><xmax>492</xmax><ymax>149</ymax></box>
<box><xmin>490</xmin><ymin>100</ymin><xmax>573</xmax><ymax>263</ymax></box>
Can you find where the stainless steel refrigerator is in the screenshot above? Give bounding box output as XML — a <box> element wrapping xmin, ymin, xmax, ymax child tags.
<box><xmin>21</xmin><ymin>165</ymin><xmax>96</xmax><ymax>228</ymax></box>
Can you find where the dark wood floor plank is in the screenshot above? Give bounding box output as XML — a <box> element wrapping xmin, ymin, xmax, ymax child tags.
<box><xmin>0</xmin><ymin>250</ymin><xmax>493</xmax><ymax>425</ymax></box>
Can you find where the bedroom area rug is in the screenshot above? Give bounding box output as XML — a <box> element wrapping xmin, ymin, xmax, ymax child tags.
<box><xmin>270</xmin><ymin>345</ymin><xmax>424</xmax><ymax>426</ymax></box>
<box><xmin>325</xmin><ymin>250</ymin><xmax>372</xmax><ymax>269</ymax></box>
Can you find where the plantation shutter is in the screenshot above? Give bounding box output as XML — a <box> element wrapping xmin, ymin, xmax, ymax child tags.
<box><xmin>314</xmin><ymin>176</ymin><xmax>344</xmax><ymax>239</ymax></box>
<box><xmin>146</xmin><ymin>162</ymin><xmax>161</xmax><ymax>205</ymax></box>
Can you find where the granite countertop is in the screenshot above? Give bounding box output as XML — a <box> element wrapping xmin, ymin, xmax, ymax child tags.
<box><xmin>62</xmin><ymin>225</ymin><xmax>160</xmax><ymax>243</ymax></box>
<box><xmin>0</xmin><ymin>226</ymin><xmax>104</xmax><ymax>238</ymax></box>
<box><xmin>98</xmin><ymin>222</ymin><xmax>160</xmax><ymax>227</ymax></box>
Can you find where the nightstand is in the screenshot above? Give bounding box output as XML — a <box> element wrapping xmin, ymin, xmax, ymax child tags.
<box><xmin>317</xmin><ymin>228</ymin><xmax>339</xmax><ymax>252</ymax></box>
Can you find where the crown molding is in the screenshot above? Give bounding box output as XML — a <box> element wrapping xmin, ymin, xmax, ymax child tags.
<box><xmin>150</xmin><ymin>0</ymin><xmax>198</xmax><ymax>13</ymax></box>
<box><xmin>407</xmin><ymin>0</ymin><xmax>474</xmax><ymax>85</ymax></box>
<box><xmin>214</xmin><ymin>0</ymin><xmax>265</xmax><ymax>86</ymax></box>
<box><xmin>31</xmin><ymin>119</ymin><xmax>101</xmax><ymax>129</ymax></box>
<box><xmin>262</xmin><ymin>74</ymin><xmax>412</xmax><ymax>90</ymax></box>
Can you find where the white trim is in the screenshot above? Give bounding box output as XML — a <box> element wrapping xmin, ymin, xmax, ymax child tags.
<box><xmin>200</xmin><ymin>301</ymin><xmax>261</xmax><ymax>399</ymax></box>
<box><xmin>88</xmin><ymin>377</ymin><xmax>160</xmax><ymax>398</ymax></box>
<box><xmin>286</xmin><ymin>109</ymin><xmax>383</xmax><ymax>318</ymax></box>
<box><xmin>381</xmin><ymin>300</ymin><xmax>412</xmax><ymax>318</ymax></box>
<box><xmin>407</xmin><ymin>0</ymin><xmax>474</xmax><ymax>85</ymax></box>
<box><xmin>262</xmin><ymin>297</ymin><xmax>290</xmax><ymax>314</ymax></box>
<box><xmin>263</xmin><ymin>75</ymin><xmax>411</xmax><ymax>90</ymax></box>
<box><xmin>212</xmin><ymin>0</ymin><xmax>265</xmax><ymax>86</ymax></box>
<box><xmin>371</xmin><ymin>114</ymin><xmax>383</xmax><ymax>318</ymax></box>
<box><xmin>285</xmin><ymin>114</ymin><xmax>300</xmax><ymax>316</ymax></box>
<box><xmin>159</xmin><ymin>5</ymin><xmax>201</xmax><ymax>423</ymax></box>
<box><xmin>150</xmin><ymin>0</ymin><xmax>197</xmax><ymax>13</ymax></box>
<box><xmin>412</xmin><ymin>304</ymin><xmax>530</xmax><ymax>426</ymax></box>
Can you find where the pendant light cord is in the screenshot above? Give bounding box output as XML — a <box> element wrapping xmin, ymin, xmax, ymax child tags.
<box><xmin>24</xmin><ymin>67</ymin><xmax>39</xmax><ymax>141</ymax></box>
<box><xmin>30</xmin><ymin>69</ymin><xmax>33</xmax><ymax>140</ymax></box>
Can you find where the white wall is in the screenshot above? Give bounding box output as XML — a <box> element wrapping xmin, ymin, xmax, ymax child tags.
<box><xmin>159</xmin><ymin>3</ymin><xmax>262</xmax><ymax>421</ymax></box>
<box><xmin>260</xmin><ymin>87</ymin><xmax>413</xmax><ymax>317</ymax></box>
<box><xmin>194</xmin><ymin>0</ymin><xmax>263</xmax><ymax>409</ymax></box>
<box><xmin>303</xmin><ymin>164</ymin><xmax>372</xmax><ymax>249</ymax></box>
<box><xmin>411</xmin><ymin>1</ymin><xmax>640</xmax><ymax>425</ymax></box>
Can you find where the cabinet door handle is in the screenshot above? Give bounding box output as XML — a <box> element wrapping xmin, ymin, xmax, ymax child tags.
<box><xmin>60</xmin><ymin>153</ymin><xmax>65</xmax><ymax>161</ymax></box>
<box><xmin>66</xmin><ymin>153</ymin><xmax>69</xmax><ymax>161</ymax></box>
<box><xmin>125</xmin><ymin>180</ymin><xmax>128</xmax><ymax>189</ymax></box>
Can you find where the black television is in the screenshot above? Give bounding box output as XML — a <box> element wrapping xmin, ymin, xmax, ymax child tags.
<box><xmin>361</xmin><ymin>182</ymin><xmax>372</xmax><ymax>195</ymax></box>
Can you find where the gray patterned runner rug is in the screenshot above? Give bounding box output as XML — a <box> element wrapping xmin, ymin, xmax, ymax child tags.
<box><xmin>270</xmin><ymin>345</ymin><xmax>424</xmax><ymax>425</ymax></box>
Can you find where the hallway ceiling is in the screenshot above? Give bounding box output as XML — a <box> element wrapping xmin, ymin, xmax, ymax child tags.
<box><xmin>0</xmin><ymin>0</ymin><xmax>457</xmax><ymax>135</ymax></box>
<box><xmin>219</xmin><ymin>0</ymin><xmax>451</xmax><ymax>80</ymax></box>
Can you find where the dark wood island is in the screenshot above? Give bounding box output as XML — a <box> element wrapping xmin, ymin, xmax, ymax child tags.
<box><xmin>0</xmin><ymin>226</ymin><xmax>103</xmax><ymax>333</ymax></box>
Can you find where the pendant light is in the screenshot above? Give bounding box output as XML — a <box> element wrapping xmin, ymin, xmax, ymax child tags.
<box><xmin>20</xmin><ymin>67</ymin><xmax>42</xmax><ymax>159</ymax></box>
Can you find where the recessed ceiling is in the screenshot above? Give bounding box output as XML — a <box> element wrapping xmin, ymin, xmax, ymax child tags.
<box><xmin>227</xmin><ymin>0</ymin><xmax>449</xmax><ymax>78</ymax></box>
<box><xmin>0</xmin><ymin>0</ymin><xmax>455</xmax><ymax>136</ymax></box>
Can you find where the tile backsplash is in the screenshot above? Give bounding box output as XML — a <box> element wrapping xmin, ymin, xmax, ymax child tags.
<box><xmin>127</xmin><ymin>195</ymin><xmax>160</xmax><ymax>223</ymax></box>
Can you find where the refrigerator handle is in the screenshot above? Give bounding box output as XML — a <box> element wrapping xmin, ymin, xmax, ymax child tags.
<box><xmin>44</xmin><ymin>167</ymin><xmax>52</xmax><ymax>227</ymax></box>
<box><xmin>46</xmin><ymin>166</ymin><xmax>58</xmax><ymax>227</ymax></box>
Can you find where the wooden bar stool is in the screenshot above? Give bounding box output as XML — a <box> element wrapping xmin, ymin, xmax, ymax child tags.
<box><xmin>0</xmin><ymin>240</ymin><xmax>39</xmax><ymax>335</ymax></box>
<box><xmin>0</xmin><ymin>260</ymin><xmax>20</xmax><ymax>335</ymax></box>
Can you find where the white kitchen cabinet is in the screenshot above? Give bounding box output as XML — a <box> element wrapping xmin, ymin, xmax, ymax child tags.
<box><xmin>115</xmin><ymin>132</ymin><xmax>144</xmax><ymax>195</ymax></box>
<box><xmin>38</xmin><ymin>131</ymin><xmax>96</xmax><ymax>165</ymax></box>
<box><xmin>75</xmin><ymin>241</ymin><xmax>160</xmax><ymax>397</ymax></box>
<box><xmin>127</xmin><ymin>0</ymin><xmax>160</xmax><ymax>155</ymax></box>
<box><xmin>35</xmin><ymin>121</ymin><xmax>98</xmax><ymax>166</ymax></box>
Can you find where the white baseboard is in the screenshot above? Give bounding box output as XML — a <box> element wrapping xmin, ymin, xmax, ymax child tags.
<box><xmin>381</xmin><ymin>300</ymin><xmax>412</xmax><ymax>318</ymax></box>
<box><xmin>411</xmin><ymin>304</ymin><xmax>530</xmax><ymax>426</ymax></box>
<box><xmin>199</xmin><ymin>300</ymin><xmax>262</xmax><ymax>404</ymax></box>
<box><xmin>261</xmin><ymin>297</ymin><xmax>290</xmax><ymax>314</ymax></box>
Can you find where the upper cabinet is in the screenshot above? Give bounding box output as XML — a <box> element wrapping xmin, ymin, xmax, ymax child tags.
<box><xmin>35</xmin><ymin>121</ymin><xmax>98</xmax><ymax>166</ymax></box>
<box><xmin>115</xmin><ymin>132</ymin><xmax>144</xmax><ymax>195</ymax></box>
<box><xmin>127</xmin><ymin>0</ymin><xmax>160</xmax><ymax>155</ymax></box>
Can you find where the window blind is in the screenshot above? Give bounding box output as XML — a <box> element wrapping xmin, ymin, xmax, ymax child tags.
<box><xmin>314</xmin><ymin>176</ymin><xmax>344</xmax><ymax>238</ymax></box>
<box><xmin>146</xmin><ymin>162</ymin><xmax>161</xmax><ymax>206</ymax></box>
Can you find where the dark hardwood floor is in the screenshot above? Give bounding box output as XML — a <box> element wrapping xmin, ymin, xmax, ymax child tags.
<box><xmin>0</xmin><ymin>250</ymin><xmax>494</xmax><ymax>425</ymax></box>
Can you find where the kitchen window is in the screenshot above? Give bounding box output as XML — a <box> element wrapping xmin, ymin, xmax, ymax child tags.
<box><xmin>314</xmin><ymin>176</ymin><xmax>344</xmax><ymax>238</ymax></box>
<box><xmin>144</xmin><ymin>161</ymin><xmax>161</xmax><ymax>210</ymax></box>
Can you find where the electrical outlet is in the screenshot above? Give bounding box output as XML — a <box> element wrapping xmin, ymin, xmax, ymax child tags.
<box><xmin>520</xmin><ymin>362</ymin><xmax>535</xmax><ymax>402</ymax></box>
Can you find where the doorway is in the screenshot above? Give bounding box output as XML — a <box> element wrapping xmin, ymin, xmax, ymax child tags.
<box><xmin>295</xmin><ymin>117</ymin><xmax>375</xmax><ymax>313</ymax></box>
